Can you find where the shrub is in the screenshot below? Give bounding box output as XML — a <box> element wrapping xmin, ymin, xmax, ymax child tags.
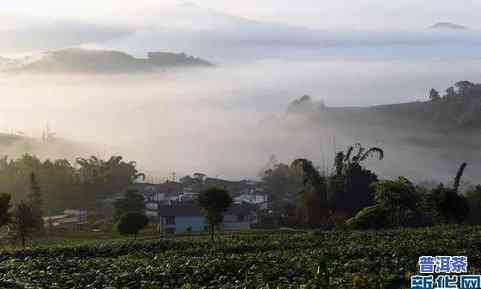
<box><xmin>117</xmin><ymin>212</ymin><xmax>149</xmax><ymax>240</ymax></box>
<box><xmin>345</xmin><ymin>205</ymin><xmax>389</xmax><ymax>230</ymax></box>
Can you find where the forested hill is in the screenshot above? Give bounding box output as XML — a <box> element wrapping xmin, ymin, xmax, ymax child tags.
<box><xmin>1</xmin><ymin>49</ymin><xmax>213</xmax><ymax>74</ymax></box>
<box><xmin>286</xmin><ymin>81</ymin><xmax>481</xmax><ymax>181</ymax></box>
<box><xmin>288</xmin><ymin>81</ymin><xmax>481</xmax><ymax>132</ymax></box>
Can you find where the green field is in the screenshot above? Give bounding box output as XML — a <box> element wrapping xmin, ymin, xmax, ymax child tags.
<box><xmin>0</xmin><ymin>226</ymin><xmax>480</xmax><ymax>289</ymax></box>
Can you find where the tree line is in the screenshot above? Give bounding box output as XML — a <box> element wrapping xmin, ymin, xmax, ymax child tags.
<box><xmin>262</xmin><ymin>143</ymin><xmax>479</xmax><ymax>229</ymax></box>
<box><xmin>0</xmin><ymin>154</ymin><xmax>143</xmax><ymax>214</ymax></box>
<box><xmin>0</xmin><ymin>154</ymin><xmax>144</xmax><ymax>248</ymax></box>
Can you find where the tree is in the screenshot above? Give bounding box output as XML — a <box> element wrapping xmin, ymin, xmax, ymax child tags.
<box><xmin>345</xmin><ymin>205</ymin><xmax>389</xmax><ymax>230</ymax></box>
<box><xmin>329</xmin><ymin>144</ymin><xmax>383</xmax><ymax>216</ymax></box>
<box><xmin>114</xmin><ymin>190</ymin><xmax>145</xmax><ymax>221</ymax></box>
<box><xmin>372</xmin><ymin>177</ymin><xmax>421</xmax><ymax>227</ymax></box>
<box><xmin>432</xmin><ymin>163</ymin><xmax>469</xmax><ymax>223</ymax></box>
<box><xmin>197</xmin><ymin>187</ymin><xmax>232</xmax><ymax>241</ymax></box>
<box><xmin>13</xmin><ymin>201</ymin><xmax>37</xmax><ymax>249</ymax></box>
<box><xmin>429</xmin><ymin>88</ymin><xmax>441</xmax><ymax>101</ymax></box>
<box><xmin>261</xmin><ymin>163</ymin><xmax>303</xmax><ymax>201</ymax></box>
<box><xmin>0</xmin><ymin>193</ymin><xmax>11</xmax><ymax>228</ymax></box>
<box><xmin>76</xmin><ymin>155</ymin><xmax>144</xmax><ymax>209</ymax></box>
<box><xmin>117</xmin><ymin>212</ymin><xmax>149</xmax><ymax>240</ymax></box>
<box><xmin>347</xmin><ymin>177</ymin><xmax>425</xmax><ymax>229</ymax></box>
<box><xmin>291</xmin><ymin>159</ymin><xmax>328</xmax><ymax>227</ymax></box>
<box><xmin>0</xmin><ymin>154</ymin><xmax>142</xmax><ymax>214</ymax></box>
<box><xmin>466</xmin><ymin>185</ymin><xmax>481</xmax><ymax>224</ymax></box>
<box><xmin>27</xmin><ymin>172</ymin><xmax>43</xmax><ymax>231</ymax></box>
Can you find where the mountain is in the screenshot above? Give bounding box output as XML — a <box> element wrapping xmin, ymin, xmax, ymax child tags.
<box><xmin>289</xmin><ymin>80</ymin><xmax>481</xmax><ymax>132</ymax></box>
<box><xmin>3</xmin><ymin>48</ymin><xmax>212</xmax><ymax>74</ymax></box>
<box><xmin>286</xmin><ymin>81</ymin><xmax>481</xmax><ymax>181</ymax></box>
<box><xmin>429</xmin><ymin>22</ymin><xmax>467</xmax><ymax>30</ymax></box>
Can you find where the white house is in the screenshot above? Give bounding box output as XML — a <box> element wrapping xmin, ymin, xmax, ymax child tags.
<box><xmin>234</xmin><ymin>191</ymin><xmax>268</xmax><ymax>205</ymax></box>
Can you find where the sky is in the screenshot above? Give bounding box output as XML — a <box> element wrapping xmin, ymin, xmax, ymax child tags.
<box><xmin>1</xmin><ymin>0</ymin><xmax>480</xmax><ymax>30</ymax></box>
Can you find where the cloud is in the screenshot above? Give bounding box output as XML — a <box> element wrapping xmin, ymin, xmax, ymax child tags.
<box><xmin>4</xmin><ymin>0</ymin><xmax>481</xmax><ymax>30</ymax></box>
<box><xmin>0</xmin><ymin>14</ymin><xmax>132</xmax><ymax>53</ymax></box>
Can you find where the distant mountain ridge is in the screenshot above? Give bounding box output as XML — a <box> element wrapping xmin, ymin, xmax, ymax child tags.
<box><xmin>1</xmin><ymin>48</ymin><xmax>213</xmax><ymax>74</ymax></box>
<box><xmin>285</xmin><ymin>81</ymin><xmax>481</xmax><ymax>181</ymax></box>
<box><xmin>289</xmin><ymin>81</ymin><xmax>481</xmax><ymax>132</ymax></box>
<box><xmin>429</xmin><ymin>22</ymin><xmax>467</xmax><ymax>30</ymax></box>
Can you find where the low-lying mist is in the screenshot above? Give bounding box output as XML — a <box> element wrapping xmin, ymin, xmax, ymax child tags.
<box><xmin>2</xmin><ymin>57</ymin><xmax>481</xmax><ymax>182</ymax></box>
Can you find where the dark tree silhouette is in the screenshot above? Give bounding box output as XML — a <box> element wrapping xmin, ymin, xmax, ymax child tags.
<box><xmin>432</xmin><ymin>163</ymin><xmax>469</xmax><ymax>223</ymax></box>
<box><xmin>291</xmin><ymin>158</ymin><xmax>328</xmax><ymax>226</ymax></box>
<box><xmin>117</xmin><ymin>212</ymin><xmax>149</xmax><ymax>240</ymax></box>
<box><xmin>429</xmin><ymin>88</ymin><xmax>441</xmax><ymax>101</ymax></box>
<box><xmin>13</xmin><ymin>201</ymin><xmax>37</xmax><ymax>249</ymax></box>
<box><xmin>0</xmin><ymin>193</ymin><xmax>11</xmax><ymax>228</ymax></box>
<box><xmin>114</xmin><ymin>190</ymin><xmax>145</xmax><ymax>221</ymax></box>
<box><xmin>330</xmin><ymin>144</ymin><xmax>383</xmax><ymax>217</ymax></box>
<box><xmin>197</xmin><ymin>187</ymin><xmax>232</xmax><ymax>241</ymax></box>
<box><xmin>28</xmin><ymin>173</ymin><xmax>43</xmax><ymax>231</ymax></box>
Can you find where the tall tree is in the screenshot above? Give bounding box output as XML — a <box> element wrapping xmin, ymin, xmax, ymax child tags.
<box><xmin>0</xmin><ymin>193</ymin><xmax>12</xmax><ymax>228</ymax></box>
<box><xmin>291</xmin><ymin>158</ymin><xmax>328</xmax><ymax>226</ymax></box>
<box><xmin>262</xmin><ymin>163</ymin><xmax>303</xmax><ymax>201</ymax></box>
<box><xmin>27</xmin><ymin>172</ymin><xmax>43</xmax><ymax>231</ymax></box>
<box><xmin>429</xmin><ymin>88</ymin><xmax>441</xmax><ymax>101</ymax></box>
<box><xmin>432</xmin><ymin>163</ymin><xmax>469</xmax><ymax>223</ymax></box>
<box><xmin>114</xmin><ymin>190</ymin><xmax>145</xmax><ymax>221</ymax></box>
<box><xmin>197</xmin><ymin>187</ymin><xmax>232</xmax><ymax>241</ymax></box>
<box><xmin>329</xmin><ymin>144</ymin><xmax>383</xmax><ymax>216</ymax></box>
<box><xmin>13</xmin><ymin>201</ymin><xmax>36</xmax><ymax>249</ymax></box>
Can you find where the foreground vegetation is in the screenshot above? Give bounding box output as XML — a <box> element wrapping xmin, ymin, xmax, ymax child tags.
<box><xmin>0</xmin><ymin>226</ymin><xmax>480</xmax><ymax>289</ymax></box>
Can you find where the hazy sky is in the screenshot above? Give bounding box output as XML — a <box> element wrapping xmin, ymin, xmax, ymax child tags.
<box><xmin>1</xmin><ymin>0</ymin><xmax>480</xmax><ymax>30</ymax></box>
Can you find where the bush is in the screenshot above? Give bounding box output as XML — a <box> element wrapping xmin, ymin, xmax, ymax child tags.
<box><xmin>117</xmin><ymin>212</ymin><xmax>149</xmax><ymax>240</ymax></box>
<box><xmin>345</xmin><ymin>205</ymin><xmax>389</xmax><ymax>230</ymax></box>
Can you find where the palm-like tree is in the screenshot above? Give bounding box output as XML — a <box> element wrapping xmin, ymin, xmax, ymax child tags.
<box><xmin>335</xmin><ymin>143</ymin><xmax>384</xmax><ymax>176</ymax></box>
<box><xmin>433</xmin><ymin>162</ymin><xmax>469</xmax><ymax>223</ymax></box>
<box><xmin>331</xmin><ymin>144</ymin><xmax>384</xmax><ymax>216</ymax></box>
<box><xmin>453</xmin><ymin>162</ymin><xmax>467</xmax><ymax>194</ymax></box>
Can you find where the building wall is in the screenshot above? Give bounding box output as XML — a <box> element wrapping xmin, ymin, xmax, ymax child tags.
<box><xmin>160</xmin><ymin>216</ymin><xmax>253</xmax><ymax>234</ymax></box>
<box><xmin>222</xmin><ymin>221</ymin><xmax>251</xmax><ymax>231</ymax></box>
<box><xmin>176</xmin><ymin>216</ymin><xmax>206</xmax><ymax>233</ymax></box>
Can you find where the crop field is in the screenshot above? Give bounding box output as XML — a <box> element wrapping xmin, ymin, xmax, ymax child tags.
<box><xmin>0</xmin><ymin>226</ymin><xmax>480</xmax><ymax>289</ymax></box>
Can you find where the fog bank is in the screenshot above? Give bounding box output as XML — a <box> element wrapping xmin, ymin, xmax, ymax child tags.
<box><xmin>2</xmin><ymin>58</ymin><xmax>481</xmax><ymax>181</ymax></box>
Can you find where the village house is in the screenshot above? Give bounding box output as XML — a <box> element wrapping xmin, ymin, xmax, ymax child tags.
<box><xmin>233</xmin><ymin>190</ymin><xmax>268</xmax><ymax>205</ymax></box>
<box><xmin>158</xmin><ymin>203</ymin><xmax>257</xmax><ymax>235</ymax></box>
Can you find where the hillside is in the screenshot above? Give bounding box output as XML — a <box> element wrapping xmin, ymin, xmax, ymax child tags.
<box><xmin>286</xmin><ymin>81</ymin><xmax>481</xmax><ymax>180</ymax></box>
<box><xmin>2</xmin><ymin>49</ymin><xmax>213</xmax><ymax>74</ymax></box>
<box><xmin>289</xmin><ymin>81</ymin><xmax>481</xmax><ymax>131</ymax></box>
